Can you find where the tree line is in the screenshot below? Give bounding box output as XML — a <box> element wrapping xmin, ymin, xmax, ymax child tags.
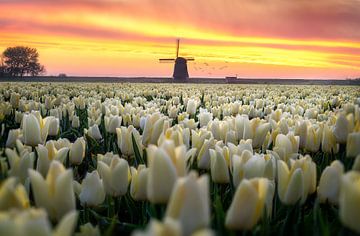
<box><xmin>0</xmin><ymin>46</ymin><xmax>45</xmax><ymax>78</ymax></box>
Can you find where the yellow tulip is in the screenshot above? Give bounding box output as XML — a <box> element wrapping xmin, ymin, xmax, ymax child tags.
<box><xmin>321</xmin><ymin>124</ymin><xmax>339</xmax><ymax>154</ymax></box>
<box><xmin>305</xmin><ymin>125</ymin><xmax>322</xmax><ymax>153</ymax></box>
<box><xmin>346</xmin><ymin>132</ymin><xmax>360</xmax><ymax>158</ymax></box>
<box><xmin>209</xmin><ymin>148</ymin><xmax>230</xmax><ymax>184</ymax></box>
<box><xmin>97</xmin><ymin>157</ymin><xmax>131</xmax><ymax>197</ymax></box>
<box><xmin>317</xmin><ymin>160</ymin><xmax>344</xmax><ymax>204</ymax></box>
<box><xmin>0</xmin><ymin>177</ymin><xmax>29</xmax><ymax>210</ymax></box>
<box><xmin>253</xmin><ymin>123</ymin><xmax>271</xmax><ymax>149</ymax></box>
<box><xmin>69</xmin><ymin>137</ymin><xmax>86</xmax><ymax>165</ymax></box>
<box><xmin>147</xmin><ymin>145</ymin><xmax>177</xmax><ymax>204</ymax></box>
<box><xmin>197</xmin><ymin>138</ymin><xmax>215</xmax><ymax>170</ymax></box>
<box><xmin>142</xmin><ymin>113</ymin><xmax>166</xmax><ymax>145</ymax></box>
<box><xmin>333</xmin><ymin>113</ymin><xmax>349</xmax><ymax>144</ymax></box>
<box><xmin>116</xmin><ymin>125</ymin><xmax>142</xmax><ymax>157</ymax></box>
<box><xmin>277</xmin><ymin>156</ymin><xmax>316</xmax><ymax>205</ymax></box>
<box><xmin>165</xmin><ymin>172</ymin><xmax>210</xmax><ymax>236</ymax></box>
<box><xmin>36</xmin><ymin>141</ymin><xmax>70</xmax><ymax>176</ymax></box>
<box><xmin>274</xmin><ymin>134</ymin><xmax>299</xmax><ymax>163</ymax></box>
<box><xmin>22</xmin><ymin>113</ymin><xmax>46</xmax><ymax>146</ymax></box>
<box><xmin>130</xmin><ymin>165</ymin><xmax>149</xmax><ymax>201</ymax></box>
<box><xmin>0</xmin><ymin>209</ymin><xmax>78</xmax><ymax>236</ymax></box>
<box><xmin>29</xmin><ymin>161</ymin><xmax>75</xmax><ymax>221</ymax></box>
<box><xmin>225</xmin><ymin>178</ymin><xmax>274</xmax><ymax>230</ymax></box>
<box><xmin>5</xmin><ymin>148</ymin><xmax>34</xmax><ymax>183</ymax></box>
<box><xmin>191</xmin><ymin>129</ymin><xmax>211</xmax><ymax>153</ymax></box>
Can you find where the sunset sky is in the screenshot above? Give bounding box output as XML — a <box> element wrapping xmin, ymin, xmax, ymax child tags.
<box><xmin>1</xmin><ymin>0</ymin><xmax>360</xmax><ymax>79</ymax></box>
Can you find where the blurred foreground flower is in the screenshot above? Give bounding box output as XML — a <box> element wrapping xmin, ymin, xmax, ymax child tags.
<box><xmin>225</xmin><ymin>178</ymin><xmax>274</xmax><ymax>230</ymax></box>
<box><xmin>29</xmin><ymin>161</ymin><xmax>75</xmax><ymax>221</ymax></box>
<box><xmin>0</xmin><ymin>209</ymin><xmax>78</xmax><ymax>236</ymax></box>
<box><xmin>0</xmin><ymin>177</ymin><xmax>29</xmax><ymax>210</ymax></box>
<box><xmin>339</xmin><ymin>171</ymin><xmax>360</xmax><ymax>233</ymax></box>
<box><xmin>165</xmin><ymin>172</ymin><xmax>210</xmax><ymax>235</ymax></box>
<box><xmin>317</xmin><ymin>160</ymin><xmax>344</xmax><ymax>204</ymax></box>
<box><xmin>346</xmin><ymin>132</ymin><xmax>360</xmax><ymax>158</ymax></box>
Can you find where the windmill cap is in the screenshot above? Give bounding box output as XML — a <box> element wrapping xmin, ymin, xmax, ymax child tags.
<box><xmin>175</xmin><ymin>57</ymin><xmax>187</xmax><ymax>63</ymax></box>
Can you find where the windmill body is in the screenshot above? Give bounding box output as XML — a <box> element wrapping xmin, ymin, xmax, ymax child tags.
<box><xmin>159</xmin><ymin>39</ymin><xmax>194</xmax><ymax>82</ymax></box>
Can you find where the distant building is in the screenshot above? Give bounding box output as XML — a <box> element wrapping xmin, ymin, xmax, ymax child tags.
<box><xmin>225</xmin><ymin>76</ymin><xmax>238</xmax><ymax>83</ymax></box>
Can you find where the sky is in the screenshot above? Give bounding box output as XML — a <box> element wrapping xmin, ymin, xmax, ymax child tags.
<box><xmin>0</xmin><ymin>0</ymin><xmax>360</xmax><ymax>79</ymax></box>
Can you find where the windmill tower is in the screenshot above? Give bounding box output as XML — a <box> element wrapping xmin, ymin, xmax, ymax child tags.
<box><xmin>159</xmin><ymin>39</ymin><xmax>194</xmax><ymax>81</ymax></box>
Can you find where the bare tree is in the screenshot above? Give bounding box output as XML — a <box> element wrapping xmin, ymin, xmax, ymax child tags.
<box><xmin>2</xmin><ymin>46</ymin><xmax>45</xmax><ymax>77</ymax></box>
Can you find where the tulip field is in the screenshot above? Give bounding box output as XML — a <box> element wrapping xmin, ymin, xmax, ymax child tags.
<box><xmin>0</xmin><ymin>82</ymin><xmax>359</xmax><ymax>236</ymax></box>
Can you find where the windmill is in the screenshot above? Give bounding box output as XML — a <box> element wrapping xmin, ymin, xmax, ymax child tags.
<box><xmin>159</xmin><ymin>39</ymin><xmax>194</xmax><ymax>81</ymax></box>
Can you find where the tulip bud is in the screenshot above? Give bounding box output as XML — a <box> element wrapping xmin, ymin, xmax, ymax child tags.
<box><xmin>277</xmin><ymin>156</ymin><xmax>316</xmax><ymax>205</ymax></box>
<box><xmin>295</xmin><ymin>120</ymin><xmax>307</xmax><ymax>148</ymax></box>
<box><xmin>105</xmin><ymin>115</ymin><xmax>122</xmax><ymax>134</ymax></box>
<box><xmin>79</xmin><ymin>170</ymin><xmax>106</xmax><ymax>207</ymax></box>
<box><xmin>197</xmin><ymin>138</ymin><xmax>215</xmax><ymax>170</ymax></box>
<box><xmin>198</xmin><ymin>109</ymin><xmax>213</xmax><ymax>127</ymax></box>
<box><xmin>69</xmin><ymin>137</ymin><xmax>86</xmax><ymax>165</ymax></box>
<box><xmin>22</xmin><ymin>113</ymin><xmax>42</xmax><ymax>146</ymax></box>
<box><xmin>209</xmin><ymin>149</ymin><xmax>230</xmax><ymax>184</ymax></box>
<box><xmin>339</xmin><ymin>171</ymin><xmax>360</xmax><ymax>233</ymax></box>
<box><xmin>6</xmin><ymin>129</ymin><xmax>21</xmax><ymax>148</ymax></box>
<box><xmin>333</xmin><ymin>113</ymin><xmax>349</xmax><ymax>144</ymax></box>
<box><xmin>87</xmin><ymin>124</ymin><xmax>102</xmax><ymax>140</ymax></box>
<box><xmin>225</xmin><ymin>178</ymin><xmax>274</xmax><ymax>230</ymax></box>
<box><xmin>71</xmin><ymin>115</ymin><xmax>80</xmax><ymax>128</ymax></box>
<box><xmin>48</xmin><ymin>117</ymin><xmax>60</xmax><ymax>136</ymax></box>
<box><xmin>321</xmin><ymin>124</ymin><xmax>339</xmax><ymax>154</ymax></box>
<box><xmin>10</xmin><ymin>93</ymin><xmax>20</xmax><ymax>108</ymax></box>
<box><xmin>116</xmin><ymin>126</ymin><xmax>142</xmax><ymax>157</ymax></box>
<box><xmin>253</xmin><ymin>123</ymin><xmax>271</xmax><ymax>148</ymax></box>
<box><xmin>346</xmin><ymin>132</ymin><xmax>360</xmax><ymax>158</ymax></box>
<box><xmin>186</xmin><ymin>99</ymin><xmax>197</xmax><ymax>116</ymax></box>
<box><xmin>317</xmin><ymin>160</ymin><xmax>344</xmax><ymax>204</ymax></box>
<box><xmin>130</xmin><ymin>165</ymin><xmax>149</xmax><ymax>201</ymax></box>
<box><xmin>305</xmin><ymin>125</ymin><xmax>322</xmax><ymax>153</ymax></box>
<box><xmin>165</xmin><ymin>172</ymin><xmax>210</xmax><ymax>236</ymax></box>
<box><xmin>147</xmin><ymin>146</ymin><xmax>177</xmax><ymax>204</ymax></box>
<box><xmin>97</xmin><ymin>157</ymin><xmax>131</xmax><ymax>197</ymax></box>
